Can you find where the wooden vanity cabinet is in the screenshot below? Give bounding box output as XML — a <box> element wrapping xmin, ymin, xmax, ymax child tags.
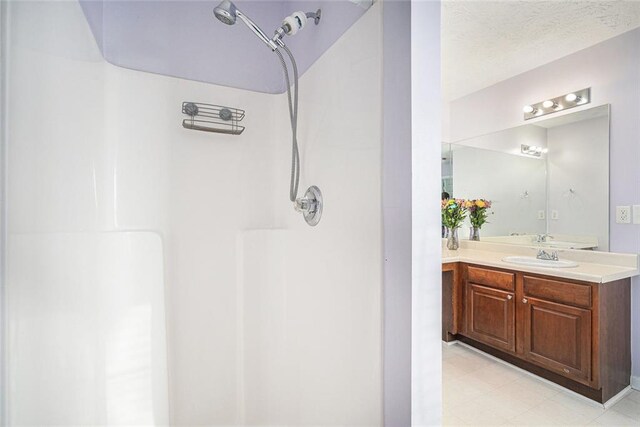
<box><xmin>443</xmin><ymin>262</ymin><xmax>631</xmax><ymax>403</ymax></box>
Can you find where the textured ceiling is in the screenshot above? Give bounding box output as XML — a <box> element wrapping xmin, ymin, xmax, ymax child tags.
<box><xmin>442</xmin><ymin>0</ymin><xmax>640</xmax><ymax>101</ymax></box>
<box><xmin>79</xmin><ymin>0</ymin><xmax>369</xmax><ymax>94</ymax></box>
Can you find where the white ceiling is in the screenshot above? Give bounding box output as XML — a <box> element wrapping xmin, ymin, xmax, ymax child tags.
<box><xmin>442</xmin><ymin>0</ymin><xmax>640</xmax><ymax>101</ymax></box>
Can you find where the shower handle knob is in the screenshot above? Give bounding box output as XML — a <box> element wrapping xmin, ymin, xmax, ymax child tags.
<box><xmin>295</xmin><ymin>186</ymin><xmax>323</xmax><ymax>226</ymax></box>
<box><xmin>294</xmin><ymin>197</ymin><xmax>317</xmax><ymax>213</ymax></box>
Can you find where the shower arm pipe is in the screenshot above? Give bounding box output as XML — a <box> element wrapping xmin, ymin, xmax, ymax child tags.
<box><xmin>305</xmin><ymin>10</ymin><xmax>321</xmax><ymax>24</ymax></box>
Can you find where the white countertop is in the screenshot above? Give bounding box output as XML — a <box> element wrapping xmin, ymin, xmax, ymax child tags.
<box><xmin>442</xmin><ymin>240</ymin><xmax>639</xmax><ymax>283</ymax></box>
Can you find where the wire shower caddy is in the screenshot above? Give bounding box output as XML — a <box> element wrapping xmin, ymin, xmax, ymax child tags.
<box><xmin>181</xmin><ymin>102</ymin><xmax>245</xmax><ymax>135</ymax></box>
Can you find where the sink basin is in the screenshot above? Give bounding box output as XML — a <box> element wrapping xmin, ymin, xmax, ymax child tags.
<box><xmin>502</xmin><ymin>256</ymin><xmax>578</xmax><ymax>268</ymax></box>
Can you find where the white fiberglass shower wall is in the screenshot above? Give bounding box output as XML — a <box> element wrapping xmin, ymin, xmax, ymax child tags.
<box><xmin>1</xmin><ymin>1</ymin><xmax>383</xmax><ymax>425</ymax></box>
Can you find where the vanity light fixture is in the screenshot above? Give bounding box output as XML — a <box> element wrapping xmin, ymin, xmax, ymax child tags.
<box><xmin>521</xmin><ymin>144</ymin><xmax>546</xmax><ymax>157</ymax></box>
<box><xmin>565</xmin><ymin>93</ymin><xmax>580</xmax><ymax>102</ymax></box>
<box><xmin>523</xmin><ymin>88</ymin><xmax>590</xmax><ymax>120</ymax></box>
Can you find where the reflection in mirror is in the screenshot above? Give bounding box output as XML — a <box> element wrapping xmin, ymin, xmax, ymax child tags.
<box><xmin>441</xmin><ymin>143</ymin><xmax>453</xmax><ymax>197</ymax></box>
<box><xmin>443</xmin><ymin>105</ymin><xmax>609</xmax><ymax>251</ymax></box>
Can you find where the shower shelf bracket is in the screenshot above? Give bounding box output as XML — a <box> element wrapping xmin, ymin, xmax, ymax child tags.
<box><xmin>181</xmin><ymin>102</ymin><xmax>245</xmax><ymax>135</ymax></box>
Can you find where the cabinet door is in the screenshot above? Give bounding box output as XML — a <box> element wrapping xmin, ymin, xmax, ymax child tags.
<box><xmin>523</xmin><ymin>297</ymin><xmax>591</xmax><ymax>385</ymax></box>
<box><xmin>466</xmin><ymin>283</ymin><xmax>516</xmax><ymax>353</ymax></box>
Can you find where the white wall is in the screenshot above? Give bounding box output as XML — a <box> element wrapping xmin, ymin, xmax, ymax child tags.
<box><xmin>382</xmin><ymin>1</ymin><xmax>412</xmax><ymax>424</ymax></box>
<box><xmin>0</xmin><ymin>1</ymin><xmax>10</xmax><ymax>422</ymax></box>
<box><xmin>547</xmin><ymin>115</ymin><xmax>609</xmax><ymax>250</ymax></box>
<box><xmin>268</xmin><ymin>4</ymin><xmax>383</xmax><ymax>425</ymax></box>
<box><xmin>4</xmin><ymin>1</ymin><xmax>385</xmax><ymax>426</ymax></box>
<box><xmin>103</xmin><ymin>64</ymin><xmax>279</xmax><ymax>425</ymax></box>
<box><xmin>452</xmin><ymin>146</ymin><xmax>546</xmax><ymax>237</ymax></box>
<box><xmin>412</xmin><ymin>0</ymin><xmax>442</xmax><ymax>425</ymax></box>
<box><xmin>5</xmin><ymin>2</ymin><xmax>170</xmax><ymax>424</ymax></box>
<box><xmin>450</xmin><ymin>28</ymin><xmax>640</xmax><ymax>384</ymax></box>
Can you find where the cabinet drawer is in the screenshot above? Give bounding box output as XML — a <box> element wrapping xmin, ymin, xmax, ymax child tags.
<box><xmin>523</xmin><ymin>276</ymin><xmax>592</xmax><ymax>309</ymax></box>
<box><xmin>467</xmin><ymin>266</ymin><xmax>515</xmax><ymax>291</ymax></box>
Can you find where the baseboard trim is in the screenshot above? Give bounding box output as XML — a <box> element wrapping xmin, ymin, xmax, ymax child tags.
<box><xmin>603</xmin><ymin>386</ymin><xmax>631</xmax><ymax>409</ymax></box>
<box><xmin>632</xmin><ymin>375</ymin><xmax>640</xmax><ymax>391</ymax></box>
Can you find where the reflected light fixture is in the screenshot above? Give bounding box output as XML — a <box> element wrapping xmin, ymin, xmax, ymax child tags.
<box><xmin>521</xmin><ymin>144</ymin><xmax>546</xmax><ymax>157</ymax></box>
<box><xmin>565</xmin><ymin>93</ymin><xmax>582</xmax><ymax>102</ymax></box>
<box><xmin>523</xmin><ymin>88</ymin><xmax>590</xmax><ymax>120</ymax></box>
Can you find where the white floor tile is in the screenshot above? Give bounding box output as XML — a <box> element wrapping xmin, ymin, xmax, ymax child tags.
<box><xmin>471</xmin><ymin>392</ymin><xmax>539</xmax><ymax>420</ymax></box>
<box><xmin>466</xmin><ymin>362</ymin><xmax>524</xmax><ymax>388</ymax></box>
<box><xmin>626</xmin><ymin>389</ymin><xmax>640</xmax><ymax>404</ymax></box>
<box><xmin>592</xmin><ymin>410</ymin><xmax>640</xmax><ymax>426</ymax></box>
<box><xmin>550</xmin><ymin>390</ymin><xmax>607</xmax><ymax>420</ymax></box>
<box><xmin>506</xmin><ymin>405</ymin><xmax>562</xmax><ymax>426</ymax></box>
<box><xmin>453</xmin><ymin>399</ymin><xmax>511</xmax><ymax>426</ymax></box>
<box><xmin>532</xmin><ymin>399</ymin><xmax>602</xmax><ymax>425</ymax></box>
<box><xmin>610</xmin><ymin>396</ymin><xmax>640</xmax><ymax>421</ymax></box>
<box><xmin>442</xmin><ymin>343</ymin><xmax>636</xmax><ymax>427</ymax></box>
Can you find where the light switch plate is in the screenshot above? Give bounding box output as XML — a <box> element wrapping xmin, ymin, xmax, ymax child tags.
<box><xmin>633</xmin><ymin>205</ymin><xmax>640</xmax><ymax>224</ymax></box>
<box><xmin>551</xmin><ymin>210</ymin><xmax>559</xmax><ymax>220</ymax></box>
<box><xmin>537</xmin><ymin>210</ymin><xmax>545</xmax><ymax>220</ymax></box>
<box><xmin>616</xmin><ymin>206</ymin><xmax>631</xmax><ymax>224</ymax></box>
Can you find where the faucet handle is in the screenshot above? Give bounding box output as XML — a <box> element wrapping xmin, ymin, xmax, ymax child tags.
<box><xmin>551</xmin><ymin>251</ymin><xmax>559</xmax><ymax>261</ymax></box>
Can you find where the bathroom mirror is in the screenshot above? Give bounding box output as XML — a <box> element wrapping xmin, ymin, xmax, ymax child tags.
<box><xmin>443</xmin><ymin>104</ymin><xmax>610</xmax><ymax>251</ymax></box>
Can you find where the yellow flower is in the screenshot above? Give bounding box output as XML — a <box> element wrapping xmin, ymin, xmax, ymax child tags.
<box><xmin>476</xmin><ymin>200</ymin><xmax>485</xmax><ymax>208</ymax></box>
<box><xmin>464</xmin><ymin>200</ymin><xmax>473</xmax><ymax>208</ymax></box>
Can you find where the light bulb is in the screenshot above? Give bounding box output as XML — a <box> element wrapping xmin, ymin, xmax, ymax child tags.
<box><xmin>542</xmin><ymin>100</ymin><xmax>556</xmax><ymax>109</ymax></box>
<box><xmin>565</xmin><ymin>93</ymin><xmax>578</xmax><ymax>102</ymax></box>
<box><xmin>523</xmin><ymin>105</ymin><xmax>535</xmax><ymax>114</ymax></box>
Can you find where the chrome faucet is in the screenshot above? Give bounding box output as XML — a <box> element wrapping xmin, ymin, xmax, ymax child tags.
<box><xmin>537</xmin><ymin>249</ymin><xmax>559</xmax><ymax>261</ymax></box>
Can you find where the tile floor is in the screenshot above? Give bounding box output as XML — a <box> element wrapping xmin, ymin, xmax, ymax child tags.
<box><xmin>443</xmin><ymin>342</ymin><xmax>640</xmax><ymax>426</ymax></box>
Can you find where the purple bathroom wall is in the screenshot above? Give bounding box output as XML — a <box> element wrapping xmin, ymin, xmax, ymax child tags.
<box><xmin>383</xmin><ymin>1</ymin><xmax>412</xmax><ymax>425</ymax></box>
<box><xmin>78</xmin><ymin>0</ymin><xmax>368</xmax><ymax>94</ymax></box>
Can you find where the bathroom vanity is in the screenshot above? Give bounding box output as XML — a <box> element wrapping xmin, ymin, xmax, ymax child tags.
<box><xmin>441</xmin><ymin>241</ymin><xmax>639</xmax><ymax>404</ymax></box>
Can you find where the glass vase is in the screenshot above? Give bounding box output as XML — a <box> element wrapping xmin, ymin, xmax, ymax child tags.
<box><xmin>446</xmin><ymin>227</ymin><xmax>459</xmax><ymax>250</ymax></box>
<box><xmin>469</xmin><ymin>226</ymin><xmax>480</xmax><ymax>241</ymax></box>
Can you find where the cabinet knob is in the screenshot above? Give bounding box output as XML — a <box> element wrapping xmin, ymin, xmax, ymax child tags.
<box><xmin>522</xmin><ymin>298</ymin><xmax>528</xmax><ymax>304</ymax></box>
<box><xmin>507</xmin><ymin>295</ymin><xmax>513</xmax><ymax>300</ymax></box>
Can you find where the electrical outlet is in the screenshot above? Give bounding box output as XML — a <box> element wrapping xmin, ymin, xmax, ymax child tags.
<box><xmin>616</xmin><ymin>206</ymin><xmax>631</xmax><ymax>224</ymax></box>
<box><xmin>633</xmin><ymin>205</ymin><xmax>640</xmax><ymax>224</ymax></box>
<box><xmin>551</xmin><ymin>210</ymin><xmax>559</xmax><ymax>220</ymax></box>
<box><xmin>537</xmin><ymin>210</ymin><xmax>545</xmax><ymax>220</ymax></box>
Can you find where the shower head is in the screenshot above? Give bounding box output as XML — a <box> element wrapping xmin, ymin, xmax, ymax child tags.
<box><xmin>213</xmin><ymin>0</ymin><xmax>278</xmax><ymax>50</ymax></box>
<box><xmin>213</xmin><ymin>0</ymin><xmax>237</xmax><ymax>25</ymax></box>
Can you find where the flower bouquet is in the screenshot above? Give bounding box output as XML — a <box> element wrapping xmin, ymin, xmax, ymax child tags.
<box><xmin>441</xmin><ymin>198</ymin><xmax>467</xmax><ymax>250</ymax></box>
<box><xmin>465</xmin><ymin>199</ymin><xmax>492</xmax><ymax>241</ymax></box>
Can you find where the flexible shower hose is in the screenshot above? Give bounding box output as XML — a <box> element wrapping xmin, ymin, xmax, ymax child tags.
<box><xmin>275</xmin><ymin>45</ymin><xmax>300</xmax><ymax>203</ymax></box>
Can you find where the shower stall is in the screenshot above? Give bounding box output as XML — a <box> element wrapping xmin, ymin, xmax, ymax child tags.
<box><xmin>0</xmin><ymin>0</ymin><xmax>442</xmax><ymax>425</ymax></box>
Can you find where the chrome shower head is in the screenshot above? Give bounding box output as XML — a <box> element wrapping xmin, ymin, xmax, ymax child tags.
<box><xmin>213</xmin><ymin>0</ymin><xmax>237</xmax><ymax>25</ymax></box>
<box><xmin>213</xmin><ymin>0</ymin><xmax>278</xmax><ymax>50</ymax></box>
